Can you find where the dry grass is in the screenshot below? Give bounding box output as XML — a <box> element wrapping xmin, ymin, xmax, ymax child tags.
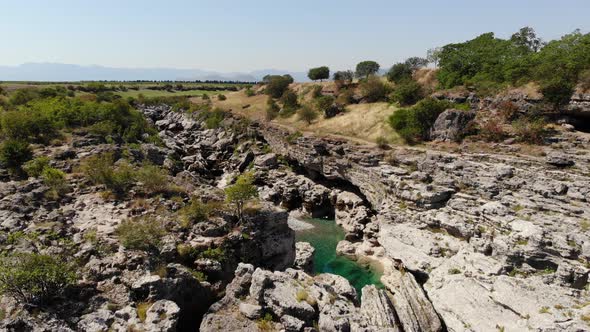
<box><xmin>501</xmin><ymin>82</ymin><xmax>542</xmax><ymax>99</ymax></box>
<box><xmin>280</xmin><ymin>102</ymin><xmax>400</xmax><ymax>144</ymax></box>
<box><xmin>200</xmin><ymin>90</ymin><xmax>269</xmax><ymax>122</ymax></box>
<box><xmin>199</xmin><ymin>84</ymin><xmax>401</xmax><ymax>145</ymax></box>
<box><xmin>414</xmin><ymin>68</ymin><xmax>439</xmax><ymax>92</ymax></box>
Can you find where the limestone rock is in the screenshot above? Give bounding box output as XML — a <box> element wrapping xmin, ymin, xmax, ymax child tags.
<box><xmin>294</xmin><ymin>241</ymin><xmax>315</xmax><ymax>273</ymax></box>
<box><xmin>429</xmin><ymin>109</ymin><xmax>476</xmax><ymax>142</ymax></box>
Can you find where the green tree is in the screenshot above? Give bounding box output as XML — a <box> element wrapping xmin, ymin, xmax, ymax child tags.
<box><xmin>510</xmin><ymin>26</ymin><xmax>544</xmax><ymax>53</ymax></box>
<box><xmin>0</xmin><ymin>253</ymin><xmax>76</xmax><ymax>305</ymax></box>
<box><xmin>387</xmin><ymin>63</ymin><xmax>413</xmax><ymax>83</ymax></box>
<box><xmin>307</xmin><ymin>66</ymin><xmax>330</xmax><ymax>81</ymax></box>
<box><xmin>437</xmin><ymin>32</ymin><xmax>514</xmax><ymax>88</ymax></box>
<box><xmin>427</xmin><ymin>47</ymin><xmax>442</xmax><ymax>67</ymax></box>
<box><xmin>264</xmin><ymin>75</ymin><xmax>293</xmax><ymax>98</ymax></box>
<box><xmin>405</xmin><ymin>57</ymin><xmax>429</xmax><ymax>70</ymax></box>
<box><xmin>355</xmin><ymin>61</ymin><xmax>380</xmax><ymax>79</ymax></box>
<box><xmin>225</xmin><ymin>172</ymin><xmax>258</xmax><ymax>222</ymax></box>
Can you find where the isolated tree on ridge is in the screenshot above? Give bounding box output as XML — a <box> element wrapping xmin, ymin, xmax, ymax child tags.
<box><xmin>355</xmin><ymin>61</ymin><xmax>380</xmax><ymax>79</ymax></box>
<box><xmin>308</xmin><ymin>66</ymin><xmax>330</xmax><ymax>82</ymax></box>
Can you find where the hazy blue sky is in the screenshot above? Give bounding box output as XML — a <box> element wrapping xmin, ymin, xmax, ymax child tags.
<box><xmin>1</xmin><ymin>0</ymin><xmax>589</xmax><ymax>72</ymax></box>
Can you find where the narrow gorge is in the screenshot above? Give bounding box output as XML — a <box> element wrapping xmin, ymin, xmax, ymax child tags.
<box><xmin>1</xmin><ymin>100</ymin><xmax>590</xmax><ymax>332</ymax></box>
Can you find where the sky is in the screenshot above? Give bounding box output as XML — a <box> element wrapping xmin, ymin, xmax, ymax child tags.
<box><xmin>1</xmin><ymin>0</ymin><xmax>589</xmax><ymax>72</ymax></box>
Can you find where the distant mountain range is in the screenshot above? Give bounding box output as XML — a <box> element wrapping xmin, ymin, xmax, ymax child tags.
<box><xmin>0</xmin><ymin>63</ymin><xmax>310</xmax><ymax>82</ymax></box>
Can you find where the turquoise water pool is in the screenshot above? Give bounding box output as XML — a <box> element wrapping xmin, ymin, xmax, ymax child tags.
<box><xmin>295</xmin><ymin>218</ymin><xmax>384</xmax><ymax>295</ymax></box>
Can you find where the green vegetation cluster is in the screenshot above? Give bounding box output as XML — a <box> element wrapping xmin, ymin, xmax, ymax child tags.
<box><xmin>0</xmin><ymin>89</ymin><xmax>161</xmax><ymax>174</ymax></box>
<box><xmin>388</xmin><ymin>98</ymin><xmax>453</xmax><ymax>144</ymax></box>
<box><xmin>436</xmin><ymin>27</ymin><xmax>590</xmax><ymax>103</ymax></box>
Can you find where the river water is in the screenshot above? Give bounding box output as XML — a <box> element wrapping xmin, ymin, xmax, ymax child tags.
<box><xmin>295</xmin><ymin>217</ymin><xmax>383</xmax><ymax>295</ymax></box>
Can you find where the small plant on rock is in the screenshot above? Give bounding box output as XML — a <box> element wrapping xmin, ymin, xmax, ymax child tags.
<box><xmin>179</xmin><ymin>197</ymin><xmax>214</xmax><ymax>228</ymax></box>
<box><xmin>137</xmin><ymin>164</ymin><xmax>169</xmax><ymax>194</ymax></box>
<box><xmin>41</xmin><ymin>167</ymin><xmax>68</xmax><ymax>198</ymax></box>
<box><xmin>0</xmin><ymin>139</ymin><xmax>33</xmax><ymax>174</ymax></box>
<box><xmin>512</xmin><ymin>117</ymin><xmax>547</xmax><ymax>144</ymax></box>
<box><xmin>296</xmin><ymin>289</ymin><xmax>309</xmax><ymax>302</ymax></box>
<box><xmin>23</xmin><ymin>156</ymin><xmax>50</xmax><ymax>177</ymax></box>
<box><xmin>257</xmin><ymin>313</ymin><xmax>274</xmax><ymax>331</ymax></box>
<box><xmin>225</xmin><ymin>172</ymin><xmax>258</xmax><ymax>222</ymax></box>
<box><xmin>137</xmin><ymin>301</ymin><xmax>153</xmax><ymax>322</ymax></box>
<box><xmin>116</xmin><ymin>216</ymin><xmax>167</xmax><ymax>251</ymax></box>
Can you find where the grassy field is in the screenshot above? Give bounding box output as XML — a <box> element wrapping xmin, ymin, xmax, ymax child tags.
<box><xmin>114</xmin><ymin>89</ymin><xmax>224</xmax><ymax>99</ymax></box>
<box><xmin>1</xmin><ymin>81</ymin><xmax>241</xmax><ymax>100</ymax></box>
<box><xmin>206</xmin><ymin>88</ymin><xmax>401</xmax><ymax>145</ymax></box>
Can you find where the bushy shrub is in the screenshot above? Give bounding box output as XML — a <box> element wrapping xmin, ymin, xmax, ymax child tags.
<box><xmin>280</xmin><ymin>89</ymin><xmax>299</xmax><ymax>110</ymax></box>
<box><xmin>388</xmin><ymin>98</ymin><xmax>452</xmax><ymax>144</ymax></box>
<box><xmin>137</xmin><ymin>164</ymin><xmax>168</xmax><ymax>194</ymax></box>
<box><xmin>266</xmin><ymin>100</ymin><xmax>280</xmax><ymax>121</ymax></box>
<box><xmin>199</xmin><ymin>247</ymin><xmax>226</xmax><ymax>262</ymax></box>
<box><xmin>359</xmin><ymin>76</ymin><xmax>390</xmax><ymax>102</ymax></box>
<box><xmin>179</xmin><ymin>198</ymin><xmax>216</xmax><ymax>228</ymax></box>
<box><xmin>41</xmin><ymin>167</ymin><xmax>68</xmax><ymax>197</ymax></box>
<box><xmin>389</xmin><ymin>80</ymin><xmax>424</xmax><ymax>106</ymax></box>
<box><xmin>245</xmin><ymin>88</ymin><xmax>255</xmax><ymax>97</ymax></box>
<box><xmin>9</xmin><ymin>97</ymin><xmax>158</xmax><ymax>144</ymax></box>
<box><xmin>79</xmin><ymin>152</ymin><xmax>115</xmax><ymax>185</ymax></box>
<box><xmin>0</xmin><ymin>139</ymin><xmax>33</xmax><ymax>171</ymax></box>
<box><xmin>512</xmin><ymin>117</ymin><xmax>547</xmax><ymax>144</ymax></box>
<box><xmin>198</xmin><ymin>108</ymin><xmax>226</xmax><ymax>129</ymax></box>
<box><xmin>108</xmin><ymin>162</ymin><xmax>136</xmax><ymax>195</ymax></box>
<box><xmin>80</xmin><ymin>152</ymin><xmax>136</xmax><ymax>195</ymax></box>
<box><xmin>314</xmin><ymin>95</ymin><xmax>335</xmax><ymax>113</ymax></box>
<box><xmin>0</xmin><ymin>253</ymin><xmax>76</xmax><ymax>305</ymax></box>
<box><xmin>541</xmin><ymin>79</ymin><xmax>575</xmax><ymax>111</ymax></box>
<box><xmin>116</xmin><ymin>216</ymin><xmax>167</xmax><ymax>251</ymax></box>
<box><xmin>9</xmin><ymin>89</ymin><xmax>41</xmax><ymax>106</ymax></box>
<box><xmin>298</xmin><ymin>105</ymin><xmax>318</xmax><ymax>125</ymax></box>
<box><xmin>0</xmin><ymin>110</ymin><xmax>57</xmax><ymax>143</ymax></box>
<box><xmin>217</xmin><ymin>94</ymin><xmax>227</xmax><ymax>101</ymax></box>
<box><xmin>23</xmin><ymin>156</ymin><xmax>51</xmax><ymax>177</ymax></box>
